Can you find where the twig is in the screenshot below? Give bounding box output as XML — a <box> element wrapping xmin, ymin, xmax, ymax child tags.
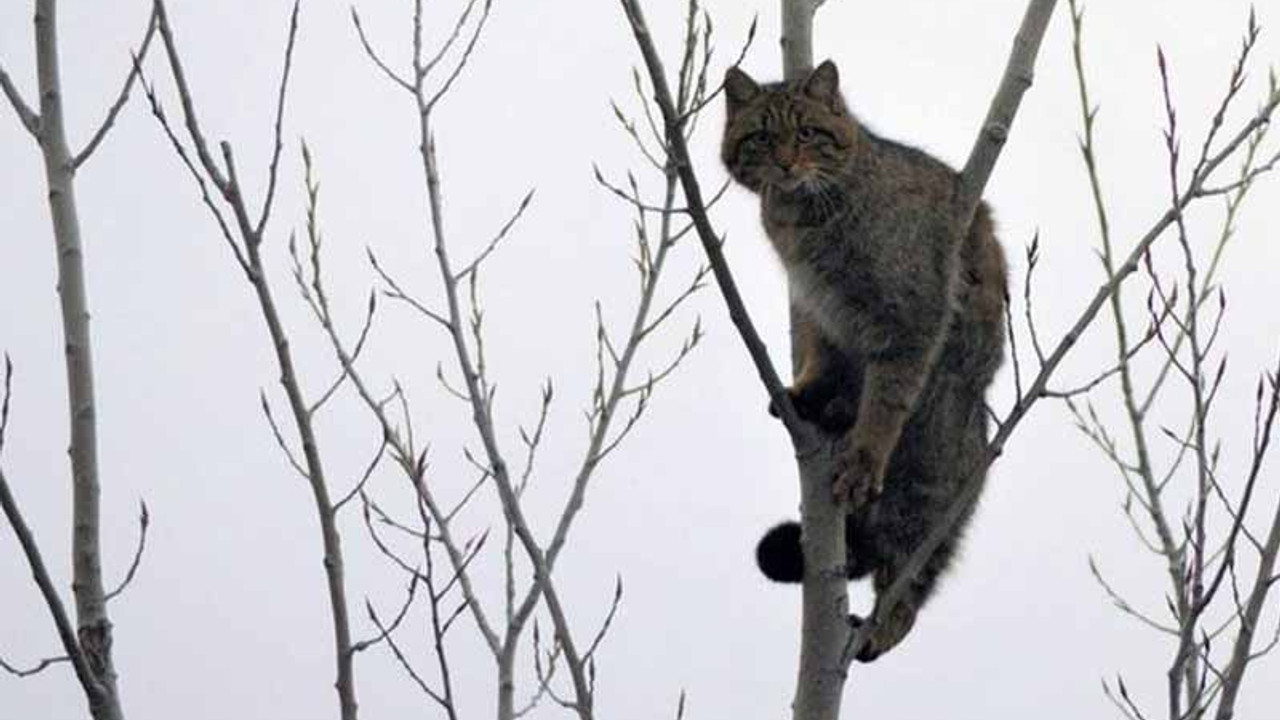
<box><xmin>253</xmin><ymin>0</ymin><xmax>301</xmax><ymax>237</ymax></box>
<box><xmin>367</xmin><ymin>597</ymin><xmax>451</xmax><ymax>708</ymax></box>
<box><xmin>72</xmin><ymin>6</ymin><xmax>160</xmax><ymax>168</ymax></box>
<box><xmin>581</xmin><ymin>576</ymin><xmax>624</xmax><ymax>662</ymax></box>
<box><xmin>0</xmin><ymin>653</ymin><xmax>70</xmax><ymax>679</ymax></box>
<box><xmin>349</xmin><ymin>8</ymin><xmax>414</xmax><ymax>93</ymax></box>
<box><xmin>333</xmin><ymin>437</ymin><xmax>387</xmax><ymax>514</ymax></box>
<box><xmin>259</xmin><ymin>392</ymin><xmax>309</xmax><ymax>479</ymax></box>
<box><xmin>104</xmin><ymin>501</ymin><xmax>150</xmax><ymax>603</ymax></box>
<box><xmin>454</xmin><ymin>189</ymin><xmax>536</xmax><ymax>282</ymax></box>
<box><xmin>0</xmin><ymin>64</ymin><xmax>39</xmax><ymax>136</ymax></box>
<box><xmin>351</xmin><ymin>575</ymin><xmax>420</xmax><ymax>654</ymax></box>
<box><xmin>1089</xmin><ymin>555</ymin><xmax>1179</xmax><ymax>635</ymax></box>
<box><xmin>423</xmin><ymin>0</ymin><xmax>492</xmax><ymax>112</ymax></box>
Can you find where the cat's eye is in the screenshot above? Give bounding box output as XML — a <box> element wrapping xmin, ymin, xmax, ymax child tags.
<box><xmin>797</xmin><ymin>126</ymin><xmax>821</xmax><ymax>143</ymax></box>
<box><xmin>741</xmin><ymin>131</ymin><xmax>769</xmax><ymax>151</ymax></box>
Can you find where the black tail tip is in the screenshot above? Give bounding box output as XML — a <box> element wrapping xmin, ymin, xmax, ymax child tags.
<box><xmin>756</xmin><ymin>521</ymin><xmax>804</xmax><ymax>583</ymax></box>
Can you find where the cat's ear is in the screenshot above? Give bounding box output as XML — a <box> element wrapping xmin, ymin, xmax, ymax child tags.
<box><xmin>724</xmin><ymin>66</ymin><xmax>761</xmax><ymax>113</ymax></box>
<box><xmin>803</xmin><ymin>60</ymin><xmax>841</xmax><ymax>107</ymax></box>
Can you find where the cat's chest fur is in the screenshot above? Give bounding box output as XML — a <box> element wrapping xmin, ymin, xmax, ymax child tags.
<box><xmin>760</xmin><ymin>193</ymin><xmax>875</xmax><ymax>350</ymax></box>
<box><xmin>760</xmin><ymin>189</ymin><xmax>853</xmax><ymax>260</ymax></box>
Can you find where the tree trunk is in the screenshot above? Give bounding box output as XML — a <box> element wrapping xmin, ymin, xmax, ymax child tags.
<box><xmin>34</xmin><ymin>0</ymin><xmax>123</xmax><ymax>717</ymax></box>
<box><xmin>780</xmin><ymin>4</ymin><xmax>851</xmax><ymax>720</ymax></box>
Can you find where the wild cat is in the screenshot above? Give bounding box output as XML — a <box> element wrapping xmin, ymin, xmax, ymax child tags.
<box><xmin>721</xmin><ymin>60</ymin><xmax>1007</xmax><ymax>660</ymax></box>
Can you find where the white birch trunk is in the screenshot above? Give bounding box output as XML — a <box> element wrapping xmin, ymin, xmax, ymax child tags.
<box><xmin>779</xmin><ymin>4</ymin><xmax>852</xmax><ymax>720</ymax></box>
<box><xmin>33</xmin><ymin>1</ymin><xmax>123</xmax><ymax>717</ymax></box>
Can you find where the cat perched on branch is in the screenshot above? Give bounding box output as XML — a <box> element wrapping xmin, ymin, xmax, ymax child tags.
<box><xmin>721</xmin><ymin>60</ymin><xmax>1007</xmax><ymax>661</ymax></box>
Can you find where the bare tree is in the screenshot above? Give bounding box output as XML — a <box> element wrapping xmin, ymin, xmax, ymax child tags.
<box><xmin>1060</xmin><ymin>6</ymin><xmax>1280</xmax><ymax>720</ymax></box>
<box><xmin>0</xmin><ymin>3</ymin><xmax>157</xmax><ymax>719</ymax></box>
<box><xmin>5</xmin><ymin>1</ymin><xmax>1278</xmax><ymax>719</ymax></box>
<box><xmin>619</xmin><ymin>0</ymin><xmax>1280</xmax><ymax>719</ymax></box>
<box><xmin>133</xmin><ymin>2</ymin><xmax>363</xmax><ymax>717</ymax></box>
<box><xmin>138</xmin><ymin>0</ymin><xmax>710</xmax><ymax>718</ymax></box>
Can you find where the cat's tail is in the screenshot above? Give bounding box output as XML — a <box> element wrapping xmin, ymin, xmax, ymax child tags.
<box><xmin>756</xmin><ymin>521</ymin><xmax>804</xmax><ymax>583</ymax></box>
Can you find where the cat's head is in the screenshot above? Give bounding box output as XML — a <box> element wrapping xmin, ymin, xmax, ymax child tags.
<box><xmin>720</xmin><ymin>60</ymin><xmax>859</xmax><ymax>194</ymax></box>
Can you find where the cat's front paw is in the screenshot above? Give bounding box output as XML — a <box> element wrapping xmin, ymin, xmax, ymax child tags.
<box><xmin>832</xmin><ymin>445</ymin><xmax>885</xmax><ymax>509</ymax></box>
<box><xmin>769</xmin><ymin>382</ymin><xmax>853</xmax><ymax>433</ymax></box>
<box><xmin>768</xmin><ymin>384</ymin><xmax>824</xmax><ymax>423</ymax></box>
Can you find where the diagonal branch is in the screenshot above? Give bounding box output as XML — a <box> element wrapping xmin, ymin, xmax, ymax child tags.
<box><xmin>0</xmin><ymin>358</ymin><xmax>98</xmax><ymax>695</ymax></box>
<box><xmin>254</xmin><ymin>0</ymin><xmax>301</xmax><ymax>237</ymax></box>
<box><xmin>619</xmin><ymin>0</ymin><xmax>805</xmax><ymax>440</ymax></box>
<box><xmin>349</xmin><ymin>8</ymin><xmax>414</xmax><ymax>93</ymax></box>
<box><xmin>0</xmin><ymin>64</ymin><xmax>39</xmax><ymax>136</ymax></box>
<box><xmin>0</xmin><ymin>466</ymin><xmax>100</xmax><ymax>699</ymax></box>
<box><xmin>152</xmin><ymin>0</ymin><xmax>228</xmax><ymax>191</ymax></box>
<box><xmin>72</xmin><ymin>6</ymin><xmax>160</xmax><ymax>169</ymax></box>
<box><xmin>957</xmin><ymin>0</ymin><xmax>1059</xmax><ymax>221</ymax></box>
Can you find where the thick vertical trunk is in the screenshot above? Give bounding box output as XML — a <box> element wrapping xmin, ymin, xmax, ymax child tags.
<box><xmin>497</xmin><ymin>644</ymin><xmax>515</xmax><ymax>720</ymax></box>
<box><xmin>34</xmin><ymin>1</ymin><xmax>123</xmax><ymax>718</ymax></box>
<box><xmin>781</xmin><ymin>4</ymin><xmax>850</xmax><ymax>720</ymax></box>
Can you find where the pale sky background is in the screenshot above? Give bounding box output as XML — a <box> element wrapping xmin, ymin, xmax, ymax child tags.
<box><xmin>2</xmin><ymin>1</ymin><xmax>1279</xmax><ymax>719</ymax></box>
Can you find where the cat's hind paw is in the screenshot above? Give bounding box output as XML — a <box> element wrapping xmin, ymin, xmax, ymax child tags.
<box><xmin>848</xmin><ymin>602</ymin><xmax>918</xmax><ymax>663</ymax></box>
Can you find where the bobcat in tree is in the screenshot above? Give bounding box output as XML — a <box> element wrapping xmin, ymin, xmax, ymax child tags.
<box><xmin>720</xmin><ymin>60</ymin><xmax>1007</xmax><ymax>661</ymax></box>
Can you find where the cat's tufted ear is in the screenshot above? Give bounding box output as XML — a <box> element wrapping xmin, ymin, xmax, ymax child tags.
<box><xmin>803</xmin><ymin>60</ymin><xmax>841</xmax><ymax>108</ymax></box>
<box><xmin>723</xmin><ymin>66</ymin><xmax>761</xmax><ymax>113</ymax></box>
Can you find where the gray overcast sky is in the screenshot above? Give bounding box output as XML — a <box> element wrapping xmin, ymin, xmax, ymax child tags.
<box><xmin>2</xmin><ymin>0</ymin><xmax>1279</xmax><ymax>718</ymax></box>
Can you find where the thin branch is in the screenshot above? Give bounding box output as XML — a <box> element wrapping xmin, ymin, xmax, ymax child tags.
<box><xmin>368</xmin><ymin>249</ymin><xmax>452</xmax><ymax>329</ymax></box>
<box><xmin>582</xmin><ymin>576</ymin><xmax>624</xmax><ymax>662</ymax></box>
<box><xmin>361</xmin><ymin>494</ymin><xmax>427</xmax><ymax>578</ymax></box>
<box><xmin>608</xmin><ymin>100</ymin><xmax>666</xmax><ymax>171</ymax></box>
<box><xmin>134</xmin><ymin>64</ymin><xmax>249</xmax><ymax>275</ymax></box>
<box><xmin>152</xmin><ymin>0</ymin><xmax>228</xmax><ymax>191</ymax></box>
<box><xmin>0</xmin><ymin>64</ymin><xmax>39</xmax><ymax>136</ymax></box>
<box><xmin>259</xmin><ymin>391</ymin><xmax>309</xmax><ymax>479</ymax></box>
<box><xmin>618</xmin><ymin>0</ymin><xmax>803</xmax><ymax>438</ymax></box>
<box><xmin>1213</xmin><ymin>353</ymin><xmax>1280</xmax><ymax>719</ymax></box>
<box><xmin>104</xmin><ymin>501</ymin><xmax>150</xmax><ymax>603</ymax></box>
<box><xmin>0</xmin><ymin>653</ymin><xmax>70</xmax><ymax>679</ymax></box>
<box><xmin>72</xmin><ymin>6</ymin><xmax>160</xmax><ymax>168</ymax></box>
<box><xmin>0</xmin><ymin>464</ymin><xmax>101</xmax><ymax>700</ymax></box>
<box><xmin>516</xmin><ymin>378</ymin><xmax>554</xmax><ymax>494</ymax></box>
<box><xmin>351</xmin><ymin>575</ymin><xmax>419</xmax><ymax>654</ymax></box>
<box><xmin>366</xmin><ymin>597</ymin><xmax>450</xmax><ymax>708</ymax></box>
<box><xmin>307</xmin><ymin>292</ymin><xmax>377</xmax><ymax>417</ymax></box>
<box><xmin>0</xmin><ymin>361</ymin><xmax>92</xmax><ymax>691</ymax></box>
<box><xmin>253</xmin><ymin>0</ymin><xmax>301</xmax><ymax>237</ymax></box>
<box><xmin>454</xmin><ymin>188</ymin><xmax>536</xmax><ymax>282</ymax></box>
<box><xmin>150</xmin><ymin>5</ymin><xmax>361</xmax><ymax>716</ymax></box>
<box><xmin>419</xmin><ymin>511</ymin><xmax>462</xmax><ymax>720</ymax></box>
<box><xmin>333</xmin><ymin>437</ymin><xmax>387</xmax><ymax>514</ymax></box>
<box><xmin>423</xmin><ymin>0</ymin><xmax>493</xmax><ymax>113</ymax></box>
<box><xmin>0</xmin><ymin>354</ymin><xmax>10</xmax><ymax>452</ymax></box>
<box><xmin>1089</xmin><ymin>555</ymin><xmax>1180</xmax><ymax>635</ymax></box>
<box><xmin>418</xmin><ymin>0</ymin><xmax>482</xmax><ymax>80</ymax></box>
<box><xmin>1042</xmin><ymin>303</ymin><xmax>1169</xmax><ymax>399</ymax></box>
<box><xmin>349</xmin><ymin>8</ymin><xmax>414</xmax><ymax>93</ymax></box>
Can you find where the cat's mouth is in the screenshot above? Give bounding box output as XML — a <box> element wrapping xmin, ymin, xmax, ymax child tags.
<box><xmin>768</xmin><ymin>170</ymin><xmax>829</xmax><ymax>195</ymax></box>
